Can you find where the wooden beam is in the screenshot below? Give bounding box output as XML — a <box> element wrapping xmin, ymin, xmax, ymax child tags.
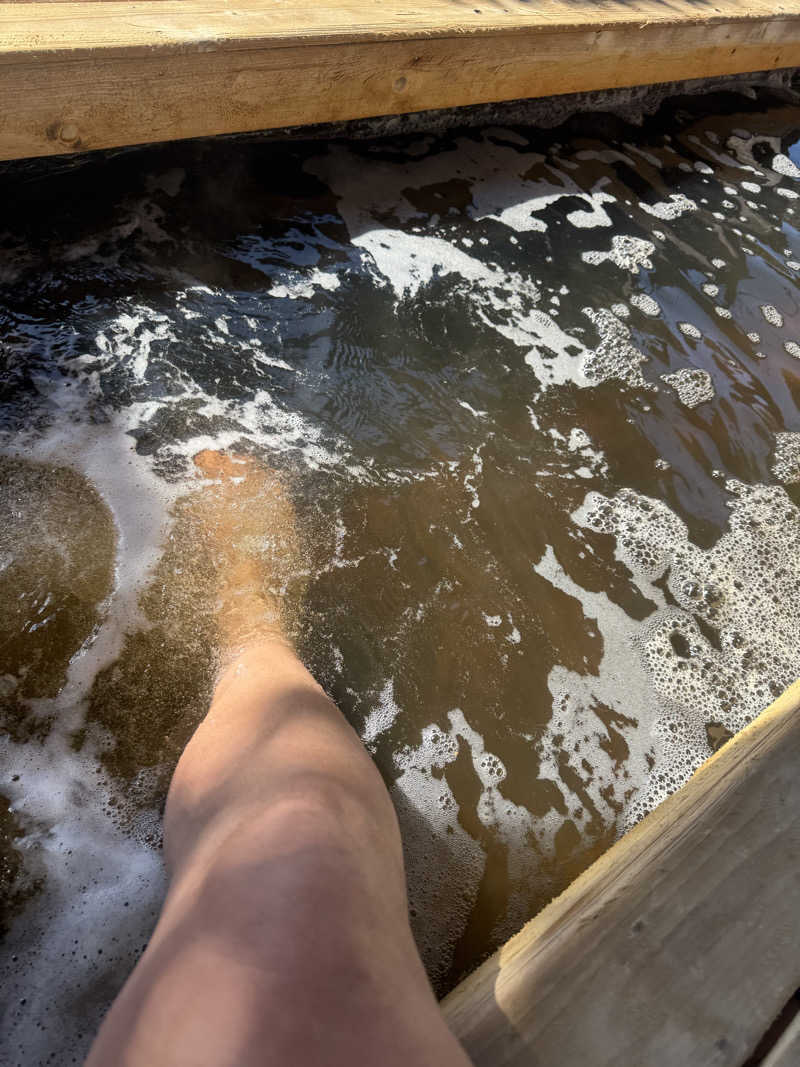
<box><xmin>441</xmin><ymin>678</ymin><xmax>800</xmax><ymax>1067</ymax></box>
<box><xmin>1</xmin><ymin>0</ymin><xmax>800</xmax><ymax>160</ymax></box>
<box><xmin>763</xmin><ymin>1014</ymin><xmax>800</xmax><ymax>1067</ymax></box>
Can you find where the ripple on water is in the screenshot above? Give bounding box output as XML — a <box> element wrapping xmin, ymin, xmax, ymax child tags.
<box><xmin>2</xmin><ymin>87</ymin><xmax>800</xmax><ymax>1056</ymax></box>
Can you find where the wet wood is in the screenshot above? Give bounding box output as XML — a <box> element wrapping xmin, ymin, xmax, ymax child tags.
<box><xmin>1</xmin><ymin>0</ymin><xmax>800</xmax><ymax>160</ymax></box>
<box><xmin>442</xmin><ymin>679</ymin><xmax>800</xmax><ymax>1067</ymax></box>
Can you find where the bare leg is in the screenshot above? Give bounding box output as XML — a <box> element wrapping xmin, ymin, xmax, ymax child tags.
<box><xmin>87</xmin><ymin>452</ymin><xmax>471</xmax><ymax>1067</ymax></box>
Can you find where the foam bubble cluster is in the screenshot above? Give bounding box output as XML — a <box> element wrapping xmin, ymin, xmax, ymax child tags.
<box><xmin>582</xmin><ymin>309</ymin><xmax>650</xmax><ymax>389</ymax></box>
<box><xmin>772</xmin><ymin>432</ymin><xmax>800</xmax><ymax>484</ymax></box>
<box><xmin>677</xmin><ymin>321</ymin><xmax>702</xmax><ymax>338</ymax></box>
<box><xmin>575</xmin><ymin>481</ymin><xmax>800</xmax><ymax>822</ymax></box>
<box><xmin>630</xmin><ymin>293</ymin><xmax>661</xmax><ymax>317</ymax></box>
<box><xmin>761</xmin><ymin>304</ymin><xmax>784</xmax><ymax>328</ymax></box>
<box><xmin>640</xmin><ymin>192</ymin><xmax>698</xmax><ymax>220</ymax></box>
<box><xmin>582</xmin><ymin>235</ymin><xmax>655</xmax><ymax>272</ymax></box>
<box><xmin>772</xmin><ymin>153</ymin><xmax>800</xmax><ymax>178</ymax></box>
<box><xmin>660</xmin><ymin>367</ymin><xmax>715</xmax><ymax>408</ymax></box>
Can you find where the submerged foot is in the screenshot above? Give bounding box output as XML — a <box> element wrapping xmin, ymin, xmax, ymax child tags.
<box><xmin>187</xmin><ymin>449</ymin><xmax>298</xmax><ymax>655</ymax></box>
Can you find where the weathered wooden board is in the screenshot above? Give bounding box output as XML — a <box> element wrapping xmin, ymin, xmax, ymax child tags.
<box><xmin>442</xmin><ymin>679</ymin><xmax>800</xmax><ymax>1067</ymax></box>
<box><xmin>762</xmin><ymin>1013</ymin><xmax>800</xmax><ymax>1067</ymax></box>
<box><xmin>1</xmin><ymin>0</ymin><xmax>800</xmax><ymax>160</ymax></box>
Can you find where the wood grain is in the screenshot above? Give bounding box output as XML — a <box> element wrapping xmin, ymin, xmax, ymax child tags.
<box><xmin>0</xmin><ymin>0</ymin><xmax>796</xmax><ymax>53</ymax></box>
<box><xmin>1</xmin><ymin>1</ymin><xmax>800</xmax><ymax>159</ymax></box>
<box><xmin>441</xmin><ymin>679</ymin><xmax>800</xmax><ymax>1067</ymax></box>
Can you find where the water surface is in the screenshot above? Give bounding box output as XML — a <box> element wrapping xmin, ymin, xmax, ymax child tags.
<box><xmin>2</xmin><ymin>87</ymin><xmax>800</xmax><ymax>1063</ymax></box>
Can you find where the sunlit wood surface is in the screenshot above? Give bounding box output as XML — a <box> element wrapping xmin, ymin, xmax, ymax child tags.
<box><xmin>1</xmin><ymin>0</ymin><xmax>800</xmax><ymax>159</ymax></box>
<box><xmin>442</xmin><ymin>679</ymin><xmax>800</xmax><ymax>1067</ymax></box>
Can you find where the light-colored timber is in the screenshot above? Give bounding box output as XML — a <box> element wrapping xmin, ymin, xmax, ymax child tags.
<box><xmin>441</xmin><ymin>678</ymin><xmax>800</xmax><ymax>1067</ymax></box>
<box><xmin>1</xmin><ymin>0</ymin><xmax>800</xmax><ymax>160</ymax></box>
<box><xmin>763</xmin><ymin>1013</ymin><xmax>800</xmax><ymax>1067</ymax></box>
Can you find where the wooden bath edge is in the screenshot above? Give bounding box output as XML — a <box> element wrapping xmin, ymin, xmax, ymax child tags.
<box><xmin>1</xmin><ymin>0</ymin><xmax>800</xmax><ymax>160</ymax></box>
<box><xmin>441</xmin><ymin>677</ymin><xmax>800</xmax><ymax>1066</ymax></box>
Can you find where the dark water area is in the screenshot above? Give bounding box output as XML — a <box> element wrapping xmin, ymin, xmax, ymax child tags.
<box><xmin>2</xmin><ymin>85</ymin><xmax>800</xmax><ymax>1062</ymax></box>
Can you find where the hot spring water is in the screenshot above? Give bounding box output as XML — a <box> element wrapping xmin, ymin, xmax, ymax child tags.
<box><xmin>1</xmin><ymin>86</ymin><xmax>800</xmax><ymax>1063</ymax></box>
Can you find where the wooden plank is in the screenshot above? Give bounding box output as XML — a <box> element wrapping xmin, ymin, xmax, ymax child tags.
<box><xmin>441</xmin><ymin>679</ymin><xmax>800</xmax><ymax>1067</ymax></box>
<box><xmin>762</xmin><ymin>1014</ymin><xmax>800</xmax><ymax>1067</ymax></box>
<box><xmin>1</xmin><ymin>0</ymin><xmax>800</xmax><ymax>160</ymax></box>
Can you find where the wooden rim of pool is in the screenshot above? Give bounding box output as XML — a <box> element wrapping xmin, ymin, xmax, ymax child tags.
<box><xmin>442</xmin><ymin>677</ymin><xmax>800</xmax><ymax>1066</ymax></box>
<box><xmin>1</xmin><ymin>0</ymin><xmax>800</xmax><ymax>160</ymax></box>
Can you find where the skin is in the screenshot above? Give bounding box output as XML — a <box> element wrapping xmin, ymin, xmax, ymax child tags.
<box><xmin>86</xmin><ymin>451</ymin><xmax>473</xmax><ymax>1067</ymax></box>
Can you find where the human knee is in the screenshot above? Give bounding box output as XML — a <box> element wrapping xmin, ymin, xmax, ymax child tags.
<box><xmin>226</xmin><ymin>772</ymin><xmax>402</xmax><ymax>872</ymax></box>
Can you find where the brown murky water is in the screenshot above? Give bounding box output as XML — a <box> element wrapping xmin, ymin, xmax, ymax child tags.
<box><xmin>2</xmin><ymin>85</ymin><xmax>800</xmax><ymax>1062</ymax></box>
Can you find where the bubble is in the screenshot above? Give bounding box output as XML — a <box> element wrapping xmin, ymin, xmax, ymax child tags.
<box><xmin>581</xmin><ymin>235</ymin><xmax>655</xmax><ymax>273</ymax></box>
<box><xmin>570</xmin><ymin>481</ymin><xmax>800</xmax><ymax>825</ymax></box>
<box><xmin>361</xmin><ymin>679</ymin><xmax>402</xmax><ymax>749</ymax></box>
<box><xmin>678</xmin><ymin>322</ymin><xmax>702</xmax><ymax>338</ymax></box>
<box><xmin>761</xmin><ymin>304</ymin><xmax>784</xmax><ymax>328</ymax></box>
<box><xmin>639</xmin><ymin>193</ymin><xmax>698</xmax><ymax>220</ymax></box>
<box><xmin>660</xmin><ymin>368</ymin><xmax>715</xmax><ymax>408</ymax></box>
<box><xmin>772</xmin><ymin>153</ymin><xmax>800</xmax><ymax>178</ymax></box>
<box><xmin>582</xmin><ymin>308</ymin><xmax>650</xmax><ymax>389</ymax></box>
<box><xmin>772</xmin><ymin>432</ymin><xmax>800</xmax><ymax>484</ymax></box>
<box><xmin>630</xmin><ymin>293</ymin><xmax>660</xmax><ymax>317</ymax></box>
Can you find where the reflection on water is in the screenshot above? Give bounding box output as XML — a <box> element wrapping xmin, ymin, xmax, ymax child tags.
<box><xmin>2</xmin><ymin>86</ymin><xmax>800</xmax><ymax>1060</ymax></box>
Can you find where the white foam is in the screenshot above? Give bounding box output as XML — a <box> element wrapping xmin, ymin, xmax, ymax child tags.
<box><xmin>361</xmin><ymin>679</ymin><xmax>402</xmax><ymax>749</ymax></box>
<box><xmin>772</xmin><ymin>432</ymin><xmax>800</xmax><ymax>484</ymax></box>
<box><xmin>639</xmin><ymin>193</ymin><xmax>698</xmax><ymax>220</ymax></box>
<box><xmin>269</xmin><ymin>269</ymin><xmax>341</xmax><ymax>300</ymax></box>
<box><xmin>391</xmin><ymin>715</ymin><xmax>487</xmax><ymax>984</ymax></box>
<box><xmin>761</xmin><ymin>304</ymin><xmax>785</xmax><ymax>327</ymax></box>
<box><xmin>533</xmin><ymin>545</ymin><xmax>662</xmax><ymax>833</ymax></box>
<box><xmin>581</xmin><ymin>235</ymin><xmax>655</xmax><ymax>273</ymax></box>
<box><xmin>678</xmin><ymin>322</ymin><xmax>702</xmax><ymax>338</ymax></box>
<box><xmin>772</xmin><ymin>153</ymin><xmax>800</xmax><ymax>178</ymax></box>
<box><xmin>567</xmin><ymin>427</ymin><xmax>609</xmax><ymax>476</ymax></box>
<box><xmin>0</xmin><ymin>436</ymin><xmax>173</xmax><ymax>1061</ymax></box>
<box><xmin>569</xmin><ymin>481</ymin><xmax>800</xmax><ymax>824</ymax></box>
<box><xmin>459</xmin><ymin>400</ymin><xmax>488</xmax><ymax>419</ymax></box>
<box><xmin>582</xmin><ymin>308</ymin><xmax>651</xmax><ymax>390</ymax></box>
<box><xmin>630</xmin><ymin>293</ymin><xmax>661</xmax><ymax>317</ymax></box>
<box><xmin>661</xmin><ymin>368</ymin><xmax>715</xmax><ymax>408</ymax></box>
